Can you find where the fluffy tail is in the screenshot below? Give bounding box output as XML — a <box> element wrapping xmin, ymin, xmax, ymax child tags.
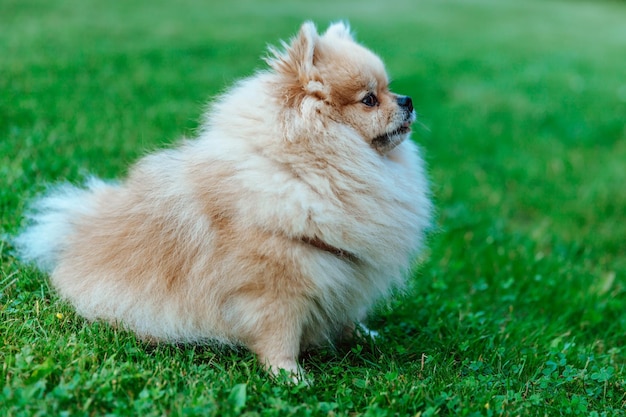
<box><xmin>13</xmin><ymin>178</ymin><xmax>109</xmax><ymax>273</ymax></box>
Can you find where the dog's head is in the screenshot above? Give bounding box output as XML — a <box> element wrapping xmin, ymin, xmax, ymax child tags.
<box><xmin>267</xmin><ymin>21</ymin><xmax>416</xmax><ymax>155</ymax></box>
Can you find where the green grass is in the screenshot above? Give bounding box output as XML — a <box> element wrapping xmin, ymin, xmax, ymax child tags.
<box><xmin>2</xmin><ymin>0</ymin><xmax>626</xmax><ymax>415</ymax></box>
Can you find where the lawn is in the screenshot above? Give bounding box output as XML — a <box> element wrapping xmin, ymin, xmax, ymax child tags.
<box><xmin>2</xmin><ymin>0</ymin><xmax>626</xmax><ymax>415</ymax></box>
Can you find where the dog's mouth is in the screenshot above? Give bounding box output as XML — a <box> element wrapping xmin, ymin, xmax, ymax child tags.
<box><xmin>371</xmin><ymin>120</ymin><xmax>412</xmax><ymax>154</ymax></box>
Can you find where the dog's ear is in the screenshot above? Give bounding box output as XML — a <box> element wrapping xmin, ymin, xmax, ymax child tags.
<box><xmin>266</xmin><ymin>22</ymin><xmax>328</xmax><ymax>102</ymax></box>
<box><xmin>323</xmin><ymin>21</ymin><xmax>354</xmax><ymax>41</ymax></box>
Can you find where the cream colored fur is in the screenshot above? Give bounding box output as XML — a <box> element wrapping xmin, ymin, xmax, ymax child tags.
<box><xmin>15</xmin><ymin>21</ymin><xmax>432</xmax><ymax>378</ymax></box>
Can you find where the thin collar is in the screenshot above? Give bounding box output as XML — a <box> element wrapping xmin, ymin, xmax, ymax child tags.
<box><xmin>301</xmin><ymin>236</ymin><xmax>359</xmax><ymax>262</ymax></box>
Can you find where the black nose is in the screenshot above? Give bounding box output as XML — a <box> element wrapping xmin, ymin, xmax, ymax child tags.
<box><xmin>397</xmin><ymin>96</ymin><xmax>413</xmax><ymax>113</ymax></box>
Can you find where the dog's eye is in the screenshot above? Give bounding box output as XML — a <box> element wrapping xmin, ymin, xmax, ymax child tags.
<box><xmin>361</xmin><ymin>93</ymin><xmax>378</xmax><ymax>107</ymax></box>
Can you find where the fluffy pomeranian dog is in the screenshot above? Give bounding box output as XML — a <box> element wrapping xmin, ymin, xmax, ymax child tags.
<box><xmin>15</xmin><ymin>21</ymin><xmax>432</xmax><ymax>378</ymax></box>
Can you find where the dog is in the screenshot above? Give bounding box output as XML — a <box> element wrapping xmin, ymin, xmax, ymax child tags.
<box><xmin>15</xmin><ymin>21</ymin><xmax>432</xmax><ymax>379</ymax></box>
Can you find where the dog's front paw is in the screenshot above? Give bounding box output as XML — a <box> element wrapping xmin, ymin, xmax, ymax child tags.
<box><xmin>264</xmin><ymin>357</ymin><xmax>311</xmax><ymax>385</ymax></box>
<box><xmin>357</xmin><ymin>322</ymin><xmax>380</xmax><ymax>340</ymax></box>
<box><xmin>341</xmin><ymin>321</ymin><xmax>380</xmax><ymax>341</ymax></box>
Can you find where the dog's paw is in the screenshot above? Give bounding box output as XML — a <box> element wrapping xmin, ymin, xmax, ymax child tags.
<box><xmin>356</xmin><ymin>322</ymin><xmax>380</xmax><ymax>340</ymax></box>
<box><xmin>342</xmin><ymin>321</ymin><xmax>380</xmax><ymax>342</ymax></box>
<box><xmin>267</xmin><ymin>361</ymin><xmax>312</xmax><ymax>386</ymax></box>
